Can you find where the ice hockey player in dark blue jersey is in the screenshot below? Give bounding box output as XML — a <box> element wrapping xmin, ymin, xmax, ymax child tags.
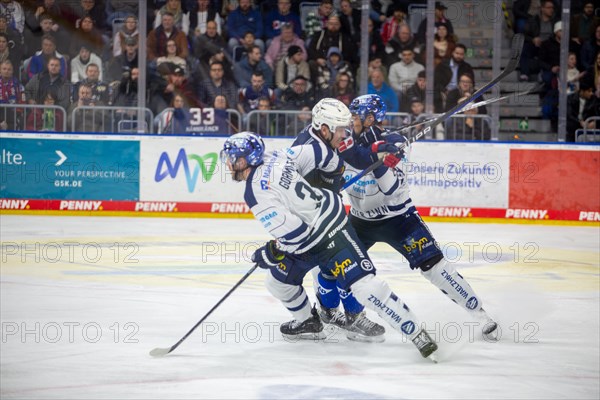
<box><xmin>220</xmin><ymin>131</ymin><xmax>438</xmax><ymax>359</ymax></box>
<box><xmin>338</xmin><ymin>94</ymin><xmax>498</xmax><ymax>339</ymax></box>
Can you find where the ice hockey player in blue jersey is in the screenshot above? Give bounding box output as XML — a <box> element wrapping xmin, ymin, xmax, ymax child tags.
<box><xmin>220</xmin><ymin>131</ymin><xmax>438</xmax><ymax>359</ymax></box>
<box><xmin>340</xmin><ymin>94</ymin><xmax>498</xmax><ymax>338</ymax></box>
<box><xmin>293</xmin><ymin>98</ymin><xmax>386</xmax><ymax>343</ymax></box>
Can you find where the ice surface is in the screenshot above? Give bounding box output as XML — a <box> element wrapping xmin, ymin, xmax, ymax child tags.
<box><xmin>1</xmin><ymin>216</ymin><xmax>599</xmax><ymax>399</ymax></box>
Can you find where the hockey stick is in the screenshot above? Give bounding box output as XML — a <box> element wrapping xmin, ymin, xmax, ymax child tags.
<box><xmin>150</xmin><ymin>264</ymin><xmax>259</xmax><ymax>357</ymax></box>
<box><xmin>392</xmin><ymin>82</ymin><xmax>543</xmax><ymax>135</ymax></box>
<box><xmin>342</xmin><ymin>33</ymin><xmax>524</xmax><ymax>190</ymax></box>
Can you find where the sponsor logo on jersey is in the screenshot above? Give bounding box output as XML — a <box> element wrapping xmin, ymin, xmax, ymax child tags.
<box><xmin>368</xmin><ymin>294</ymin><xmax>402</xmax><ymax>324</ymax></box>
<box><xmin>259</xmin><ymin>211</ymin><xmax>278</xmax><ymax>228</ymax></box>
<box><xmin>401</xmin><ymin>320</ymin><xmax>416</xmax><ymax>335</ymax></box>
<box><xmin>360</xmin><ymin>259</ymin><xmax>374</xmax><ymax>272</ymax></box>
<box><xmin>441</xmin><ymin>269</ymin><xmax>469</xmax><ymax>299</ymax></box>
<box><xmin>326</xmin><ymin>241</ymin><xmax>335</xmax><ymax>249</ymax></box>
<box><xmin>260</xmin><ymin>180</ymin><xmax>269</xmax><ymax>190</ymax></box>
<box><xmin>403</xmin><ymin>237</ymin><xmax>431</xmax><ymax>254</ymax></box>
<box><xmin>466</xmin><ymin>296</ymin><xmax>479</xmax><ymax>310</ymax></box>
<box><xmin>331</xmin><ymin>258</ymin><xmax>358</xmax><ymax>279</ymax></box>
<box><xmin>154</xmin><ymin>148</ymin><xmax>218</xmax><ymax>193</ymax></box>
<box><xmin>337</xmin><ymin>288</ymin><xmax>350</xmax><ymax>299</ymax></box>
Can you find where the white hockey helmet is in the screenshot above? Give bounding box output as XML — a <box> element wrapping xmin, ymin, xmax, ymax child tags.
<box><xmin>311</xmin><ymin>98</ymin><xmax>352</xmax><ymax>132</ymax></box>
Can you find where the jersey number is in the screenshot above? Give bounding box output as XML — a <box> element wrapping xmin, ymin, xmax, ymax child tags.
<box><xmin>295</xmin><ymin>181</ymin><xmax>323</xmax><ymax>203</ymax></box>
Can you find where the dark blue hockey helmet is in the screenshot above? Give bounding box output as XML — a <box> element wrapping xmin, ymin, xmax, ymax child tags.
<box><xmin>349</xmin><ymin>94</ymin><xmax>387</xmax><ymax>123</ymax></box>
<box><xmin>220</xmin><ymin>131</ymin><xmax>265</xmax><ymax>167</ymax></box>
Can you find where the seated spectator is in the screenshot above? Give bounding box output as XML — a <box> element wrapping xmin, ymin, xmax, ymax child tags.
<box><xmin>25</xmin><ymin>56</ymin><xmax>70</xmax><ymax>110</ymax></box>
<box><xmin>0</xmin><ymin>16</ymin><xmax>21</xmax><ymax>63</ymax></box>
<box><xmin>212</xmin><ymin>94</ymin><xmax>239</xmax><ymax>134</ymax></box>
<box><xmin>445</xmin><ymin>73</ymin><xmax>486</xmax><ymax>113</ymax></box>
<box><xmin>65</xmin><ymin>0</ymin><xmax>108</xmax><ymax>33</ymax></box>
<box><xmin>388</xmin><ymin>47</ymin><xmax>424</xmax><ymax>96</ymax></box>
<box><xmin>567</xmin><ymin>52</ymin><xmax>584</xmax><ymax>95</ymax></box>
<box><xmin>106</xmin><ymin>37</ymin><xmax>138</xmax><ymax>83</ymax></box>
<box><xmin>274</xmin><ymin>44</ymin><xmax>309</xmax><ymax>98</ymax></box>
<box><xmin>113</xmin><ymin>14</ymin><xmax>139</xmax><ymax>57</ymax></box>
<box><xmin>567</xmin><ymin>80</ymin><xmax>598</xmax><ymax>142</ymax></box>
<box><xmin>401</xmin><ymin>70</ymin><xmax>426</xmax><ymax>112</ymax></box>
<box><xmin>314</xmin><ymin>46</ymin><xmax>353</xmax><ymax>98</ymax></box>
<box><xmin>70</xmin><ymin>45</ymin><xmax>103</xmax><ymax>84</ymax></box>
<box><xmin>192</xmin><ymin>19</ymin><xmax>229</xmax><ymax>81</ymax></box>
<box><xmin>364</xmin><ymin>17</ymin><xmax>386</xmax><ymax>63</ymax></box>
<box><xmin>147</xmin><ymin>11</ymin><xmax>189</xmax><ymax>62</ymax></box>
<box><xmin>72</xmin><ymin>63</ymin><xmax>110</xmax><ymax>105</ymax></box>
<box><xmin>381</xmin><ymin>4</ymin><xmax>406</xmax><ymax>46</ymax></box>
<box><xmin>434</xmin><ymin>43</ymin><xmax>473</xmax><ymax>112</ymax></box>
<box><xmin>264</xmin><ymin>0</ymin><xmax>302</xmax><ymax>44</ymax></box>
<box><xmin>153</xmin><ymin>0</ymin><xmax>190</xmax><ymax>35</ymax></box>
<box><xmin>25</xmin><ymin>91</ymin><xmax>64</xmax><ymax>131</ymax></box>
<box><xmin>26</xmin><ymin>36</ymin><xmax>67</xmax><ymax>81</ymax></box>
<box><xmin>25</xmin><ymin>0</ymin><xmax>65</xmax><ymax>33</ymax></box>
<box><xmin>155</xmin><ymin>38</ymin><xmax>188</xmax><ymax>75</ymax></box>
<box><xmin>237</xmin><ymin>70</ymin><xmax>275</xmax><ymax>116</ymax></box>
<box><xmin>569</xmin><ymin>1</ymin><xmax>600</xmax><ymax>64</ymax></box>
<box><xmin>148</xmin><ymin>65</ymin><xmax>199</xmax><ymax>115</ymax></box>
<box><xmin>357</xmin><ymin>56</ymin><xmax>389</xmax><ymax>91</ymax></box>
<box><xmin>226</xmin><ymin>0</ymin><xmax>264</xmax><ymax>55</ymax></box>
<box><xmin>158</xmin><ymin>92</ymin><xmax>192</xmax><ymax>134</ymax></box>
<box><xmin>233</xmin><ymin>31</ymin><xmax>257</xmax><ymax>62</ymax></box>
<box><xmin>113</xmin><ymin>66</ymin><xmax>139</xmax><ymax>108</ymax></box>
<box><xmin>303</xmin><ymin>0</ymin><xmax>334</xmax><ymax>40</ymax></box>
<box><xmin>106</xmin><ymin>0</ymin><xmax>139</xmax><ymax>26</ymax></box>
<box><xmin>445</xmin><ymin>95</ymin><xmax>490</xmax><ymax>141</ymax></box>
<box><xmin>248</xmin><ymin>96</ymin><xmax>280</xmax><ymax>136</ymax></box>
<box><xmin>68</xmin><ymin>83</ymin><xmax>108</xmax><ymax>132</ymax></box>
<box><xmin>198</xmin><ymin>60</ymin><xmax>238</xmax><ymax>111</ymax></box>
<box><xmin>307</xmin><ymin>14</ymin><xmax>357</xmax><ymax>73</ymax></box>
<box><xmin>0</xmin><ymin>59</ymin><xmax>25</xmax><ymax>130</ymax></box>
<box><xmin>24</xmin><ymin>13</ymin><xmax>65</xmax><ymax>58</ymax></box>
<box><xmin>68</xmin><ymin>14</ymin><xmax>106</xmax><ymax>59</ymax></box>
<box><xmin>265</xmin><ymin>22</ymin><xmax>306</xmax><ymax>70</ymax></box>
<box><xmin>433</xmin><ymin>23</ymin><xmax>456</xmax><ymax>66</ymax></box>
<box><xmin>331</xmin><ymin>71</ymin><xmax>355</xmax><ymax>107</ymax></box>
<box><xmin>519</xmin><ymin>0</ymin><xmax>557</xmax><ymax>81</ymax></box>
<box><xmin>580</xmin><ymin>25</ymin><xmax>600</xmax><ymax>70</ymax></box>
<box><xmin>338</xmin><ymin>0</ymin><xmax>361</xmax><ymax>43</ymax></box>
<box><xmin>0</xmin><ymin>0</ymin><xmax>24</xmax><ymax>35</ymax></box>
<box><xmin>416</xmin><ymin>1</ymin><xmax>454</xmax><ymax>46</ymax></box>
<box><xmin>284</xmin><ymin>105</ymin><xmax>311</xmax><ymax>136</ymax></box>
<box><xmin>367</xmin><ymin>67</ymin><xmax>399</xmax><ymax>113</ymax></box>
<box><xmin>383</xmin><ymin>22</ymin><xmax>418</xmax><ymax>68</ymax></box>
<box><xmin>188</xmin><ymin>0</ymin><xmax>223</xmax><ymax>40</ymax></box>
<box><xmin>233</xmin><ymin>44</ymin><xmax>273</xmax><ymax>88</ymax></box>
<box><xmin>279</xmin><ymin>74</ymin><xmax>315</xmax><ymax>110</ymax></box>
<box><xmin>0</xmin><ymin>32</ymin><xmax>20</xmax><ymax>69</ymax></box>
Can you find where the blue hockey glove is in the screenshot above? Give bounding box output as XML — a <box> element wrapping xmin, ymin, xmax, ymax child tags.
<box><xmin>252</xmin><ymin>240</ymin><xmax>284</xmax><ymax>269</ymax></box>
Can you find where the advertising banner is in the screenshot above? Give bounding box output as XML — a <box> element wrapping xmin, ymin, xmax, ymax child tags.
<box><xmin>1</xmin><ymin>137</ymin><xmax>139</xmax><ymax>200</ymax></box>
<box><xmin>139</xmin><ymin>137</ymin><xmax>291</xmax><ymax>202</ymax></box>
<box><xmin>406</xmin><ymin>142</ymin><xmax>510</xmax><ymax>208</ymax></box>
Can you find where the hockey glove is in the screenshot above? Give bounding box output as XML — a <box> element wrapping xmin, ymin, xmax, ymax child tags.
<box><xmin>371</xmin><ymin>140</ymin><xmax>404</xmax><ymax>168</ymax></box>
<box><xmin>252</xmin><ymin>240</ymin><xmax>284</xmax><ymax>269</ymax></box>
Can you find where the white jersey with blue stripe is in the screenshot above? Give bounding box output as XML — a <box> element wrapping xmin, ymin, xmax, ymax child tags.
<box><xmin>244</xmin><ymin>147</ymin><xmax>347</xmax><ymax>254</ymax></box>
<box><xmin>343</xmin><ymin>126</ymin><xmax>414</xmax><ymax>221</ymax></box>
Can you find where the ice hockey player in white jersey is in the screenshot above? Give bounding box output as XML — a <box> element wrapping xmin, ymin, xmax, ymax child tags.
<box><xmin>340</xmin><ymin>94</ymin><xmax>498</xmax><ymax>338</ymax></box>
<box><xmin>293</xmin><ymin>98</ymin><xmax>386</xmax><ymax>343</ymax></box>
<box><xmin>220</xmin><ymin>131</ymin><xmax>438</xmax><ymax>359</ymax></box>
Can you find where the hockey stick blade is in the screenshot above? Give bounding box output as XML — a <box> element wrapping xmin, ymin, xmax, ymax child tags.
<box><xmin>342</xmin><ymin>33</ymin><xmax>524</xmax><ymax>190</ymax></box>
<box><xmin>149</xmin><ymin>264</ymin><xmax>259</xmax><ymax>357</ymax></box>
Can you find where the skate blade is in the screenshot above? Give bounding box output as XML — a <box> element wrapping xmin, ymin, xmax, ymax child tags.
<box><xmin>428</xmin><ymin>353</ymin><xmax>439</xmax><ymax>363</ymax></box>
<box><xmin>346</xmin><ymin>332</ymin><xmax>386</xmax><ymax>343</ymax></box>
<box><xmin>282</xmin><ymin>331</ymin><xmax>327</xmax><ymax>341</ymax></box>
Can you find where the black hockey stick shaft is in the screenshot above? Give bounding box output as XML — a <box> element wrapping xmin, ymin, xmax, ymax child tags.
<box><xmin>342</xmin><ymin>33</ymin><xmax>524</xmax><ymax>190</ymax></box>
<box><xmin>150</xmin><ymin>264</ymin><xmax>259</xmax><ymax>357</ymax></box>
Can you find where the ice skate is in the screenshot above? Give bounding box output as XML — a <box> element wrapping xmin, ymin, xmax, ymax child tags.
<box><xmin>281</xmin><ymin>306</ymin><xmax>326</xmax><ymax>340</ymax></box>
<box><xmin>345</xmin><ymin>311</ymin><xmax>386</xmax><ymax>343</ymax></box>
<box><xmin>474</xmin><ymin>308</ymin><xmax>499</xmax><ymax>340</ymax></box>
<box><xmin>318</xmin><ymin>306</ymin><xmax>347</xmax><ymax>329</ymax></box>
<box><xmin>412</xmin><ymin>329</ymin><xmax>438</xmax><ymax>360</ymax></box>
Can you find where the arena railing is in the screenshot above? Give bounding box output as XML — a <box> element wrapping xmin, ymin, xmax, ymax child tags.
<box><xmin>575</xmin><ymin>117</ymin><xmax>600</xmax><ymax>143</ymax></box>
<box><xmin>71</xmin><ymin>106</ymin><xmax>154</xmax><ymax>133</ymax></box>
<box><xmin>245</xmin><ymin>109</ymin><xmax>312</xmax><ymax>137</ymax></box>
<box><xmin>0</xmin><ymin>104</ymin><xmax>68</xmax><ymax>132</ymax></box>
